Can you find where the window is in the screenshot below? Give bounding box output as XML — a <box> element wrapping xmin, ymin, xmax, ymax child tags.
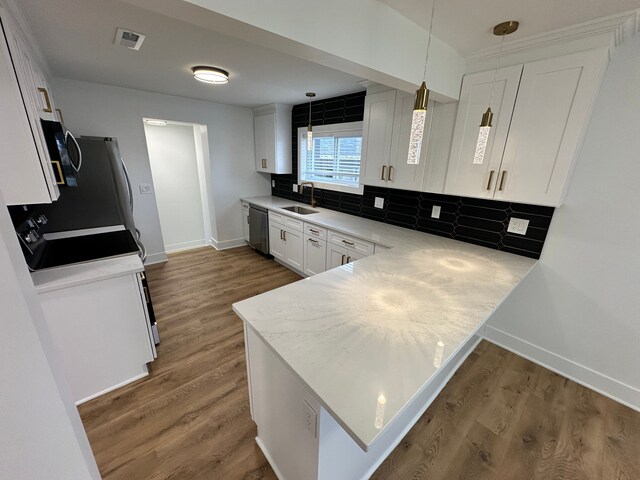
<box><xmin>298</xmin><ymin>121</ymin><xmax>364</xmax><ymax>194</ymax></box>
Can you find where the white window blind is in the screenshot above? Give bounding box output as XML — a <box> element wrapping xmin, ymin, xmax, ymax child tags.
<box><xmin>299</xmin><ymin>122</ymin><xmax>363</xmax><ymax>193</ymax></box>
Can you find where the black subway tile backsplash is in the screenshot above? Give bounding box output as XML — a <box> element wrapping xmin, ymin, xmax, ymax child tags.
<box><xmin>271</xmin><ymin>91</ymin><xmax>554</xmax><ymax>259</ymax></box>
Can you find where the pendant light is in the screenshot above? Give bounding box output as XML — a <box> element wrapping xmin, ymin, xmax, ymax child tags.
<box><xmin>473</xmin><ymin>21</ymin><xmax>519</xmax><ymax>165</ymax></box>
<box><xmin>306</xmin><ymin>92</ymin><xmax>316</xmax><ymax>151</ymax></box>
<box><xmin>407</xmin><ymin>0</ymin><xmax>436</xmax><ymax>165</ymax></box>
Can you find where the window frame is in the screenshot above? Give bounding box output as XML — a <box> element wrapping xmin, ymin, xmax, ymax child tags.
<box><xmin>297</xmin><ymin>121</ymin><xmax>364</xmax><ymax>195</ymax></box>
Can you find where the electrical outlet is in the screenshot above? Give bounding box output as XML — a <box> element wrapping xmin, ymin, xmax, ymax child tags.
<box><xmin>374</xmin><ymin>197</ymin><xmax>384</xmax><ymax>209</ymax></box>
<box><xmin>431</xmin><ymin>205</ymin><xmax>441</xmax><ymax>219</ymax></box>
<box><xmin>303</xmin><ymin>401</ymin><xmax>317</xmax><ymax>438</ymax></box>
<box><xmin>139</xmin><ymin>184</ymin><xmax>153</xmax><ymax>194</ymax></box>
<box><xmin>292</xmin><ymin>184</ymin><xmax>298</xmax><ymax>193</ymax></box>
<box><xmin>271</xmin><ymin>180</ymin><xmax>275</xmax><ymax>188</ymax></box>
<box><xmin>507</xmin><ymin>217</ymin><xmax>530</xmax><ymax>235</ymax></box>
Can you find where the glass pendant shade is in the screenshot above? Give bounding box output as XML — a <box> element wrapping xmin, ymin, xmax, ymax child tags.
<box><xmin>473</xmin><ymin>107</ymin><xmax>493</xmax><ymax>165</ymax></box>
<box><xmin>307</xmin><ymin>126</ymin><xmax>313</xmax><ymax>151</ymax></box>
<box><xmin>407</xmin><ymin>82</ymin><xmax>429</xmax><ymax>165</ymax></box>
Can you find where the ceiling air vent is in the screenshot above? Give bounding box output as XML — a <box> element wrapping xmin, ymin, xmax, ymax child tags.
<box><xmin>114</xmin><ymin>28</ymin><xmax>146</xmax><ymax>50</ymax></box>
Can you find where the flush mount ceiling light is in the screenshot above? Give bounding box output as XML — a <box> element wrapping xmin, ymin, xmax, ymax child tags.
<box><xmin>407</xmin><ymin>0</ymin><xmax>437</xmax><ymax>165</ymax></box>
<box><xmin>306</xmin><ymin>92</ymin><xmax>316</xmax><ymax>151</ymax></box>
<box><xmin>191</xmin><ymin>66</ymin><xmax>229</xmax><ymax>84</ymax></box>
<box><xmin>473</xmin><ymin>20</ymin><xmax>519</xmax><ymax>165</ymax></box>
<box><xmin>145</xmin><ymin>119</ymin><xmax>167</xmax><ymax>126</ymax></box>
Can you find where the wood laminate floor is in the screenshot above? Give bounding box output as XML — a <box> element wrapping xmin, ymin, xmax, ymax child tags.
<box><xmin>79</xmin><ymin>247</ymin><xmax>640</xmax><ymax>480</ymax></box>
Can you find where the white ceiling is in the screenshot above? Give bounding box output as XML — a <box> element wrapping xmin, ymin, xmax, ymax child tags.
<box><xmin>381</xmin><ymin>0</ymin><xmax>640</xmax><ymax>55</ymax></box>
<box><xmin>17</xmin><ymin>0</ymin><xmax>365</xmax><ymax>107</ymax></box>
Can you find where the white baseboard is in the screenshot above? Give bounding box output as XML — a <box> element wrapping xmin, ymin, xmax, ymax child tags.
<box><xmin>210</xmin><ymin>237</ymin><xmax>248</xmax><ymax>250</ymax></box>
<box><xmin>144</xmin><ymin>252</ymin><xmax>168</xmax><ymax>265</ymax></box>
<box><xmin>74</xmin><ymin>369</ymin><xmax>149</xmax><ymax>406</ymax></box>
<box><xmin>483</xmin><ymin>325</ymin><xmax>640</xmax><ymax>412</ymax></box>
<box><xmin>164</xmin><ymin>239</ymin><xmax>207</xmax><ymax>253</ymax></box>
<box><xmin>255</xmin><ymin>436</ymin><xmax>288</xmax><ymax>480</ymax></box>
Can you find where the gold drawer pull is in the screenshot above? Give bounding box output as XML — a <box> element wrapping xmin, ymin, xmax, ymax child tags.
<box><xmin>342</xmin><ymin>240</ymin><xmax>355</xmax><ymax>247</ymax></box>
<box><xmin>51</xmin><ymin>160</ymin><xmax>65</xmax><ymax>185</ymax></box>
<box><xmin>37</xmin><ymin>87</ymin><xmax>52</xmax><ymax>113</ymax></box>
<box><xmin>486</xmin><ymin>170</ymin><xmax>495</xmax><ymax>191</ymax></box>
<box><xmin>308</xmin><ymin>238</ymin><xmax>319</xmax><ymax>245</ymax></box>
<box><xmin>309</xmin><ymin>228</ymin><xmax>319</xmax><ymax>234</ymax></box>
<box><xmin>499</xmin><ymin>170</ymin><xmax>507</xmax><ymax>191</ymax></box>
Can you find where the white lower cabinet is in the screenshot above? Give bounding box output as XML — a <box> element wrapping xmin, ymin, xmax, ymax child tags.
<box><xmin>327</xmin><ymin>230</ymin><xmax>374</xmax><ymax>268</ymax></box>
<box><xmin>36</xmin><ymin>271</ymin><xmax>155</xmax><ymax>404</ymax></box>
<box><xmin>304</xmin><ymin>235</ymin><xmax>327</xmax><ymax>276</ymax></box>
<box><xmin>242</xmin><ymin>201</ymin><xmax>250</xmax><ymax>242</ymax></box>
<box><xmin>269</xmin><ymin>217</ymin><xmax>304</xmax><ymax>272</ymax></box>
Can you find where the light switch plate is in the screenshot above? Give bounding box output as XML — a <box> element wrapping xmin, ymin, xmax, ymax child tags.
<box><xmin>292</xmin><ymin>184</ymin><xmax>298</xmax><ymax>193</ymax></box>
<box><xmin>431</xmin><ymin>205</ymin><xmax>441</xmax><ymax>219</ymax></box>
<box><xmin>271</xmin><ymin>180</ymin><xmax>275</xmax><ymax>188</ymax></box>
<box><xmin>507</xmin><ymin>217</ymin><xmax>530</xmax><ymax>235</ymax></box>
<box><xmin>139</xmin><ymin>184</ymin><xmax>153</xmax><ymax>194</ymax></box>
<box><xmin>374</xmin><ymin>197</ymin><xmax>384</xmax><ymax>209</ymax></box>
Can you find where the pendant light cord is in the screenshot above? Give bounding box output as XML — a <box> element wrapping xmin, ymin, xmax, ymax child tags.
<box><xmin>421</xmin><ymin>0</ymin><xmax>437</xmax><ymax>81</ymax></box>
<box><xmin>488</xmin><ymin>33</ymin><xmax>506</xmax><ymax>107</ymax></box>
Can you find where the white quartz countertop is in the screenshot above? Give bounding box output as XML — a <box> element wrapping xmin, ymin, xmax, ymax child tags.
<box><xmin>31</xmin><ymin>254</ymin><xmax>144</xmax><ymax>294</ymax></box>
<box><xmin>234</xmin><ymin>196</ymin><xmax>536</xmax><ymax>450</ymax></box>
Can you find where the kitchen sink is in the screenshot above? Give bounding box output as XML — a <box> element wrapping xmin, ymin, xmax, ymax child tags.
<box><xmin>282</xmin><ymin>206</ymin><xmax>318</xmax><ymax>215</ymax></box>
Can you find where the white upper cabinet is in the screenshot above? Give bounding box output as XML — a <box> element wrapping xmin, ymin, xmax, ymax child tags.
<box><xmin>495</xmin><ymin>49</ymin><xmax>608</xmax><ymax>205</ymax></box>
<box><xmin>444</xmin><ymin>64</ymin><xmax>523</xmax><ymax>199</ymax></box>
<box><xmin>0</xmin><ymin>9</ymin><xmax>61</xmax><ymax>205</ymax></box>
<box><xmin>445</xmin><ymin>48</ymin><xmax>608</xmax><ymax>206</ymax></box>
<box><xmin>360</xmin><ymin>90</ymin><xmax>396</xmax><ymax>187</ymax></box>
<box><xmin>360</xmin><ymin>88</ymin><xmax>453</xmax><ymax>193</ymax></box>
<box><xmin>254</xmin><ymin>104</ymin><xmax>292</xmax><ymax>174</ymax></box>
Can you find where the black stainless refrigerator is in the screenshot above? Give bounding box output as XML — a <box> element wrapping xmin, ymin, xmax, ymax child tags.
<box><xmin>35</xmin><ymin>136</ymin><xmax>159</xmax><ymax>344</ymax></box>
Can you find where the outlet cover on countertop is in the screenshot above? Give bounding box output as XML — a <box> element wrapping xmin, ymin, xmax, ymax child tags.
<box><xmin>507</xmin><ymin>217</ymin><xmax>530</xmax><ymax>235</ymax></box>
<box><xmin>374</xmin><ymin>197</ymin><xmax>384</xmax><ymax>209</ymax></box>
<box><xmin>431</xmin><ymin>205</ymin><xmax>441</xmax><ymax>219</ymax></box>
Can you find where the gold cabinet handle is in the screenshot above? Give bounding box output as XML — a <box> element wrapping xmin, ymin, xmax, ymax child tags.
<box><xmin>261</xmin><ymin>158</ymin><xmax>267</xmax><ymax>168</ymax></box>
<box><xmin>309</xmin><ymin>228</ymin><xmax>319</xmax><ymax>235</ymax></box>
<box><xmin>37</xmin><ymin>87</ymin><xmax>52</xmax><ymax>113</ymax></box>
<box><xmin>498</xmin><ymin>170</ymin><xmax>507</xmax><ymax>191</ymax></box>
<box><xmin>486</xmin><ymin>170</ymin><xmax>495</xmax><ymax>191</ymax></box>
<box><xmin>341</xmin><ymin>254</ymin><xmax>346</xmax><ymax>265</ymax></box>
<box><xmin>55</xmin><ymin>108</ymin><xmax>64</xmax><ymax>123</ymax></box>
<box><xmin>347</xmin><ymin>256</ymin><xmax>352</xmax><ymax>263</ymax></box>
<box><xmin>280</xmin><ymin>230</ymin><xmax>283</xmax><ymax>241</ymax></box>
<box><xmin>283</xmin><ymin>231</ymin><xmax>286</xmax><ymax>242</ymax></box>
<box><xmin>381</xmin><ymin>165</ymin><xmax>387</xmax><ymax>181</ymax></box>
<box><xmin>308</xmin><ymin>238</ymin><xmax>319</xmax><ymax>246</ymax></box>
<box><xmin>342</xmin><ymin>240</ymin><xmax>355</xmax><ymax>247</ymax></box>
<box><xmin>143</xmin><ymin>286</ymin><xmax>150</xmax><ymax>303</ymax></box>
<box><xmin>388</xmin><ymin>165</ymin><xmax>394</xmax><ymax>182</ymax></box>
<box><xmin>50</xmin><ymin>160</ymin><xmax>65</xmax><ymax>185</ymax></box>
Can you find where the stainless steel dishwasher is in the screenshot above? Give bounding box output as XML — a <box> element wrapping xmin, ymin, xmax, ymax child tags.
<box><xmin>249</xmin><ymin>204</ymin><xmax>269</xmax><ymax>255</ymax></box>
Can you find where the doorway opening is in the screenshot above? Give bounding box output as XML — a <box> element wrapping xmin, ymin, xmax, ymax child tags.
<box><xmin>143</xmin><ymin>119</ymin><xmax>213</xmax><ymax>253</ymax></box>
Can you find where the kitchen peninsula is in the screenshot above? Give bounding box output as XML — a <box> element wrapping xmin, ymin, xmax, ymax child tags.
<box><xmin>233</xmin><ymin>197</ymin><xmax>536</xmax><ymax>480</ymax></box>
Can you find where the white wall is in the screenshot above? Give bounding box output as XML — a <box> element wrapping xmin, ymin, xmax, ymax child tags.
<box><xmin>52</xmin><ymin>78</ymin><xmax>271</xmax><ymax>262</ymax></box>
<box><xmin>0</xmin><ymin>191</ymin><xmax>100</xmax><ymax>479</ymax></box>
<box><xmin>486</xmin><ymin>34</ymin><xmax>640</xmax><ymax>409</ymax></box>
<box><xmin>144</xmin><ymin>122</ymin><xmax>206</xmax><ymax>252</ymax></box>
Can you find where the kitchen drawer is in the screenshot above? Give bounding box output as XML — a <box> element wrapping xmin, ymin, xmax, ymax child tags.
<box><xmin>328</xmin><ymin>230</ymin><xmax>375</xmax><ymax>256</ymax></box>
<box><xmin>269</xmin><ymin>210</ymin><xmax>304</xmax><ymax>232</ymax></box>
<box><xmin>304</xmin><ymin>222</ymin><xmax>327</xmax><ymax>240</ymax></box>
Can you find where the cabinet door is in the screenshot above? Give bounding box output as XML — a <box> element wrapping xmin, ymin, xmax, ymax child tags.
<box><xmin>283</xmin><ymin>228</ymin><xmax>303</xmax><ymax>272</ymax></box>
<box><xmin>422</xmin><ymin>102</ymin><xmax>457</xmax><ymax>193</ymax></box>
<box><xmin>344</xmin><ymin>249</ymin><xmax>366</xmax><ymax>264</ymax></box>
<box><xmin>269</xmin><ymin>222</ymin><xmax>285</xmax><ymax>261</ymax></box>
<box><xmin>495</xmin><ymin>49</ymin><xmax>608</xmax><ymax>206</ymax></box>
<box><xmin>360</xmin><ymin>90</ymin><xmax>397</xmax><ymax>187</ymax></box>
<box><xmin>0</xmin><ymin>16</ymin><xmax>58</xmax><ymax>204</ymax></box>
<box><xmin>326</xmin><ymin>244</ymin><xmax>347</xmax><ymax>270</ymax></box>
<box><xmin>304</xmin><ymin>236</ymin><xmax>326</xmax><ymax>276</ymax></box>
<box><xmin>388</xmin><ymin>92</ymin><xmax>433</xmax><ymax>191</ymax></box>
<box><xmin>255</xmin><ymin>113</ymin><xmax>275</xmax><ymax>172</ymax></box>
<box><xmin>444</xmin><ymin>65</ymin><xmax>523</xmax><ymax>198</ymax></box>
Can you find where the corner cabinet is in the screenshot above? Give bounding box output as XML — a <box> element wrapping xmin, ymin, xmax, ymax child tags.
<box><xmin>0</xmin><ymin>8</ymin><xmax>62</xmax><ymax>205</ymax></box>
<box><xmin>445</xmin><ymin>48</ymin><xmax>608</xmax><ymax>206</ymax></box>
<box><xmin>360</xmin><ymin>89</ymin><xmax>455</xmax><ymax>194</ymax></box>
<box><xmin>254</xmin><ymin>104</ymin><xmax>292</xmax><ymax>174</ymax></box>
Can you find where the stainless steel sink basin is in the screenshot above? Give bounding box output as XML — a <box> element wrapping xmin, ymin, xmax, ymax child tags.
<box><xmin>282</xmin><ymin>206</ymin><xmax>318</xmax><ymax>215</ymax></box>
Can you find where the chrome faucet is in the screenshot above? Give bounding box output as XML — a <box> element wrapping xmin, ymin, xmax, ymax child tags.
<box><xmin>299</xmin><ymin>182</ymin><xmax>317</xmax><ymax>208</ymax></box>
